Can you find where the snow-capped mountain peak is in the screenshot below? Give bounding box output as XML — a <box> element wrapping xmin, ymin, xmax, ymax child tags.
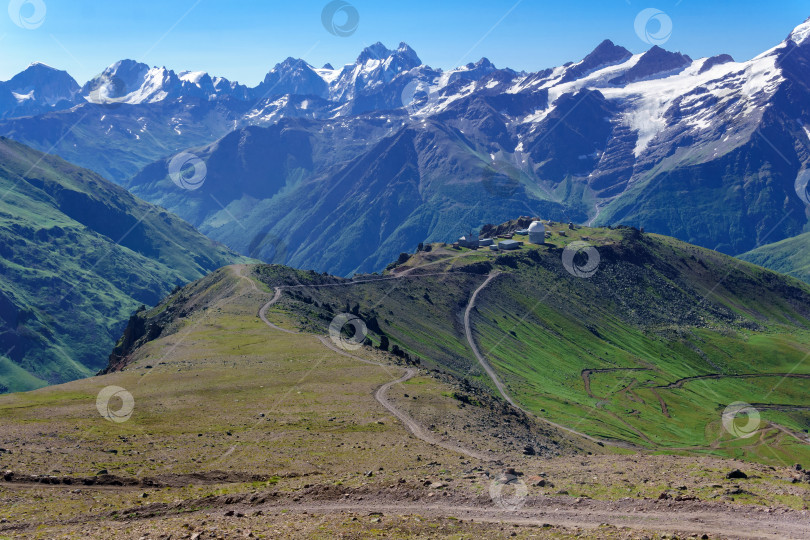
<box><xmin>788</xmin><ymin>17</ymin><xmax>810</xmax><ymax>46</ymax></box>
<box><xmin>256</xmin><ymin>58</ymin><xmax>327</xmax><ymax>99</ymax></box>
<box><xmin>81</xmin><ymin>60</ymin><xmax>253</xmax><ymax>104</ymax></box>
<box><xmin>328</xmin><ymin>42</ymin><xmax>425</xmax><ymax>101</ymax></box>
<box><xmin>356</xmin><ymin>42</ymin><xmax>394</xmax><ymax>63</ymax></box>
<box><xmin>2</xmin><ymin>62</ymin><xmax>79</xmax><ymax>110</ymax></box>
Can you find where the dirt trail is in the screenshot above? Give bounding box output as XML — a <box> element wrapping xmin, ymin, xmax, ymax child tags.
<box><xmin>655</xmin><ymin>372</ymin><xmax>810</xmax><ymax>390</ymax></box>
<box><xmin>280</xmin><ymin>499</ymin><xmax>810</xmax><ymax>540</ymax></box>
<box><xmin>462</xmin><ymin>272</ymin><xmax>638</xmax><ymax>450</ymax></box>
<box><xmin>320</xmin><ymin>337</ymin><xmax>494</xmax><ymax>461</ymax></box>
<box><xmin>235</xmin><ymin>265</ymin><xmax>494</xmax><ymax>461</ymax></box>
<box><xmin>580</xmin><ymin>367</ymin><xmax>650</xmax><ymax>399</ymax></box>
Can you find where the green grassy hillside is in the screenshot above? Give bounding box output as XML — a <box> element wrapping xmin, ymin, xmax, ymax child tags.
<box><xmin>0</xmin><ymin>137</ymin><xmax>250</xmax><ymax>393</ymax></box>
<box><xmin>738</xmin><ymin>231</ymin><xmax>810</xmax><ymax>284</ymax></box>
<box><xmin>250</xmin><ymin>223</ymin><xmax>810</xmax><ymax>464</ymax></box>
<box><xmin>7</xmin><ymin>264</ymin><xmax>809</xmax><ymax>538</ymax></box>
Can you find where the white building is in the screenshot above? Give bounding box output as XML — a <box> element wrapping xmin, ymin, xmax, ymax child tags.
<box><xmin>528</xmin><ymin>221</ymin><xmax>545</xmax><ymax>244</ymax></box>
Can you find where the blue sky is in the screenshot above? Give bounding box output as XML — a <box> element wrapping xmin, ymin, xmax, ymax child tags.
<box><xmin>1</xmin><ymin>0</ymin><xmax>808</xmax><ymax>85</ymax></box>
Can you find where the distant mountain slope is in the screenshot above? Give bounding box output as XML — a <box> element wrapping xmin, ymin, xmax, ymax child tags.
<box><xmin>0</xmin><ymin>138</ymin><xmax>249</xmax><ymax>393</ymax></box>
<box><xmin>0</xmin><ymin>97</ymin><xmax>250</xmax><ymax>182</ymax></box>
<box><xmin>738</xmin><ymin>231</ymin><xmax>810</xmax><ymax>283</ymax></box>
<box><xmin>125</xmin><ymin>117</ymin><xmax>583</xmax><ymax>276</ymax></box>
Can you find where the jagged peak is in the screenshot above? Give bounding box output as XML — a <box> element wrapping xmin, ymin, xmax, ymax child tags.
<box><xmin>355</xmin><ymin>42</ymin><xmax>421</xmax><ymax>66</ymax></box>
<box><xmin>559</xmin><ymin>39</ymin><xmax>632</xmax><ymax>83</ymax></box>
<box><xmin>276</xmin><ymin>57</ymin><xmax>312</xmax><ymax>68</ymax></box>
<box><xmin>357</xmin><ymin>42</ymin><xmax>393</xmax><ymax>63</ymax></box>
<box><xmin>640</xmin><ymin>45</ymin><xmax>691</xmax><ymax>63</ymax></box>
<box><xmin>465</xmin><ymin>57</ymin><xmax>495</xmax><ymax>70</ymax></box>
<box><xmin>588</xmin><ymin>39</ymin><xmax>631</xmax><ymax>60</ymax></box>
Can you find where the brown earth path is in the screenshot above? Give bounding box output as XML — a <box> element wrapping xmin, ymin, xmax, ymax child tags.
<box><xmin>235</xmin><ymin>264</ymin><xmax>496</xmax><ymax>461</ymax></box>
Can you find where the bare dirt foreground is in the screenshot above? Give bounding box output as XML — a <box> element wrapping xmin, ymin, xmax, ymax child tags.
<box><xmin>1</xmin><ymin>476</ymin><xmax>808</xmax><ymax>539</ymax></box>
<box><xmin>1</xmin><ymin>265</ymin><xmax>809</xmax><ymax>539</ymax></box>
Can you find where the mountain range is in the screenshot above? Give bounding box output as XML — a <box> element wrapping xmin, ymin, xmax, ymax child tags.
<box><xmin>1</xmin><ymin>20</ymin><xmax>810</xmax><ymax>277</ymax></box>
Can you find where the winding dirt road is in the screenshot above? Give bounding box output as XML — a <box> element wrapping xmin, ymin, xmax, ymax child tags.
<box><xmin>462</xmin><ymin>272</ymin><xmax>639</xmax><ymax>449</ymax></box>
<box><xmin>236</xmin><ymin>265</ymin><xmax>494</xmax><ymax>461</ymax></box>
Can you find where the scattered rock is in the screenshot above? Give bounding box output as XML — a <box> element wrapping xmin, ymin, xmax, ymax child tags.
<box><xmin>726</xmin><ymin>469</ymin><xmax>748</xmax><ymax>479</ymax></box>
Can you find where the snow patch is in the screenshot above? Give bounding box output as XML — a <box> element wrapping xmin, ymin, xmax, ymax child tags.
<box><xmin>12</xmin><ymin>91</ymin><xmax>34</xmax><ymax>103</ymax></box>
<box><xmin>179</xmin><ymin>71</ymin><xmax>207</xmax><ymax>85</ymax></box>
<box><xmin>789</xmin><ymin>19</ymin><xmax>810</xmax><ymax>45</ymax></box>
